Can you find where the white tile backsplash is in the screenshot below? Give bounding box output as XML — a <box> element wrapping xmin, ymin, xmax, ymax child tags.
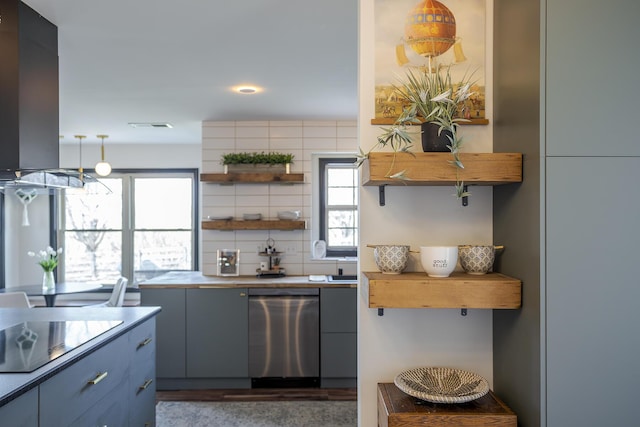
<box><xmin>201</xmin><ymin>120</ymin><xmax>357</xmax><ymax>277</ymax></box>
<box><xmin>303</xmin><ymin>126</ymin><xmax>337</xmax><ymax>138</ymax></box>
<box><xmin>269</xmin><ymin>127</ymin><xmax>304</xmax><ymax>138</ymax></box>
<box><xmin>202</xmin><ymin>125</ymin><xmax>235</xmax><ymax>138</ymax></box>
<box><xmin>235</xmin><ymin>138</ymin><xmax>270</xmax><ymax>151</ymax></box>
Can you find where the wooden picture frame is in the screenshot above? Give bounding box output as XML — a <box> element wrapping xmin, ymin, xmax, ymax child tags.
<box><xmin>217</xmin><ymin>249</ymin><xmax>240</xmax><ymax>276</ymax></box>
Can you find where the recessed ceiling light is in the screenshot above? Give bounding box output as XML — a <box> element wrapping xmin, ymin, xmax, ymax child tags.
<box><xmin>234</xmin><ymin>85</ymin><xmax>260</xmax><ymax>94</ymax></box>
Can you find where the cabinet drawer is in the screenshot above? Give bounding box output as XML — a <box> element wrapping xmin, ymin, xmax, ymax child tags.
<box><xmin>39</xmin><ymin>333</ymin><xmax>130</xmax><ymax>427</ymax></box>
<box><xmin>321</xmin><ymin>333</ymin><xmax>357</xmax><ymax>378</ymax></box>
<box><xmin>130</xmin><ymin>362</ymin><xmax>157</xmax><ymax>427</ymax></box>
<box><xmin>0</xmin><ymin>387</ymin><xmax>38</xmax><ymax>427</ymax></box>
<box><xmin>321</xmin><ymin>288</ymin><xmax>357</xmax><ymax>333</ymax></box>
<box><xmin>130</xmin><ymin>317</ymin><xmax>156</xmax><ymax>365</ymax></box>
<box><xmin>69</xmin><ymin>376</ymin><xmax>129</xmax><ymax>427</ymax></box>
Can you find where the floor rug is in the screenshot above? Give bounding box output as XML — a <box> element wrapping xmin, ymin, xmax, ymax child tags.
<box><xmin>156</xmin><ymin>401</ymin><xmax>357</xmax><ymax>427</ymax></box>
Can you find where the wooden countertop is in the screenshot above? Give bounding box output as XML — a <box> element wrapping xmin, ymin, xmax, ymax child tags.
<box><xmin>0</xmin><ymin>307</ymin><xmax>160</xmax><ymax>407</ymax></box>
<box><xmin>138</xmin><ymin>271</ymin><xmax>357</xmax><ymax>288</ymax></box>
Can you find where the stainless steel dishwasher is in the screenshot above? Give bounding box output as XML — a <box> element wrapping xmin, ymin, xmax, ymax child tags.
<box><xmin>248</xmin><ymin>288</ymin><xmax>319</xmax><ymax>387</ymax></box>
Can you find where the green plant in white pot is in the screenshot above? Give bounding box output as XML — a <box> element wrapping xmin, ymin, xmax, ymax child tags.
<box><xmin>357</xmin><ymin>64</ymin><xmax>475</xmax><ymax>198</ymax></box>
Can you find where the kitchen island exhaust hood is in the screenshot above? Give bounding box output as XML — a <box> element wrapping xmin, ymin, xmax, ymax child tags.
<box><xmin>0</xmin><ymin>0</ymin><xmax>61</xmax><ymax>187</ymax></box>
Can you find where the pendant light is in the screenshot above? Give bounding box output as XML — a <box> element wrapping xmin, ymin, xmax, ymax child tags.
<box><xmin>94</xmin><ymin>134</ymin><xmax>112</xmax><ymax>176</ymax></box>
<box><xmin>74</xmin><ymin>134</ymin><xmax>86</xmax><ymax>183</ymax></box>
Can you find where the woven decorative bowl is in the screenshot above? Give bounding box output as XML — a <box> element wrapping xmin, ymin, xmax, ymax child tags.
<box><xmin>394</xmin><ymin>367</ymin><xmax>489</xmax><ymax>404</ymax></box>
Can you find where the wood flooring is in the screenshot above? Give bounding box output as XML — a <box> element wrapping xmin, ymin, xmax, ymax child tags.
<box><xmin>156</xmin><ymin>388</ymin><xmax>357</xmax><ymax>402</ymax></box>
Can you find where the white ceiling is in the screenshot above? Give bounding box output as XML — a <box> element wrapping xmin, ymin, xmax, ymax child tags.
<box><xmin>22</xmin><ymin>0</ymin><xmax>358</xmax><ymax>146</ymax></box>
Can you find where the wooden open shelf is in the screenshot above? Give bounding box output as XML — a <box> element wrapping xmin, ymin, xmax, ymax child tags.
<box><xmin>201</xmin><ymin>219</ymin><xmax>306</xmax><ymax>231</ymax></box>
<box><xmin>378</xmin><ymin>383</ymin><xmax>517</xmax><ymax>427</ymax></box>
<box><xmin>363</xmin><ymin>271</ymin><xmax>521</xmax><ymax>310</ymax></box>
<box><xmin>200</xmin><ymin>172</ymin><xmax>304</xmax><ymax>184</ymax></box>
<box><xmin>362</xmin><ymin>152</ymin><xmax>523</xmax><ymax>187</ymax></box>
<box><xmin>371</xmin><ymin>117</ymin><xmax>489</xmax><ymax>126</ymax></box>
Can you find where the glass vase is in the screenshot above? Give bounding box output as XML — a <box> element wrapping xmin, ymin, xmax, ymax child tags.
<box><xmin>42</xmin><ymin>270</ymin><xmax>55</xmax><ymax>293</ymax></box>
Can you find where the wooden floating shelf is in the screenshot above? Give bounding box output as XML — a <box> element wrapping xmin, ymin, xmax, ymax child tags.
<box><xmin>378</xmin><ymin>383</ymin><xmax>517</xmax><ymax>427</ymax></box>
<box><xmin>363</xmin><ymin>271</ymin><xmax>521</xmax><ymax>310</ymax></box>
<box><xmin>371</xmin><ymin>118</ymin><xmax>489</xmax><ymax>126</ymax></box>
<box><xmin>201</xmin><ymin>219</ymin><xmax>306</xmax><ymax>231</ymax></box>
<box><xmin>200</xmin><ymin>172</ymin><xmax>304</xmax><ymax>184</ymax></box>
<box><xmin>362</xmin><ymin>152</ymin><xmax>523</xmax><ymax>186</ymax></box>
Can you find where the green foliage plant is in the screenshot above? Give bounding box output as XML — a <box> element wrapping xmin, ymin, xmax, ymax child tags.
<box><xmin>357</xmin><ymin>63</ymin><xmax>475</xmax><ymax>198</ymax></box>
<box><xmin>221</xmin><ymin>152</ymin><xmax>294</xmax><ymax>165</ymax></box>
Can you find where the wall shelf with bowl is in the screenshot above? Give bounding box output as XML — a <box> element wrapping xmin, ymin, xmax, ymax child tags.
<box><xmin>200</xmin><ymin>172</ymin><xmax>304</xmax><ymax>184</ymax></box>
<box><xmin>361</xmin><ymin>152</ymin><xmax>522</xmax><ymax>206</ymax></box>
<box><xmin>363</xmin><ymin>271</ymin><xmax>521</xmax><ymax>316</ymax></box>
<box><xmin>202</xmin><ymin>219</ymin><xmax>306</xmax><ymax>231</ymax></box>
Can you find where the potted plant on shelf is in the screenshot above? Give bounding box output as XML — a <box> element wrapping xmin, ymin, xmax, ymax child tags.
<box><xmin>357</xmin><ymin>64</ymin><xmax>475</xmax><ymax>199</ymax></box>
<box><xmin>221</xmin><ymin>152</ymin><xmax>295</xmax><ymax>174</ymax></box>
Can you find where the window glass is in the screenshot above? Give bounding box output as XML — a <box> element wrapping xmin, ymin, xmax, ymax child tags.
<box><xmin>134</xmin><ymin>178</ymin><xmax>192</xmax><ymax>229</ymax></box>
<box><xmin>63</xmin><ymin>179</ymin><xmax>123</xmax><ymax>284</ymax></box>
<box><xmin>59</xmin><ymin>171</ymin><xmax>197</xmax><ymax>285</ymax></box>
<box><xmin>133</xmin><ymin>177</ymin><xmax>194</xmax><ymax>282</ymax></box>
<box><xmin>319</xmin><ymin>158</ymin><xmax>358</xmax><ymax>257</ymax></box>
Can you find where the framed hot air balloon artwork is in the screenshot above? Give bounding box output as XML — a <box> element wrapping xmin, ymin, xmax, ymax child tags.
<box><xmin>373</xmin><ymin>0</ymin><xmax>486</xmax><ymax>123</ymax></box>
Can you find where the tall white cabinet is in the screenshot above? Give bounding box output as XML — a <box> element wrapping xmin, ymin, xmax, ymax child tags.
<box><xmin>493</xmin><ymin>1</ymin><xmax>640</xmax><ymax>426</ymax></box>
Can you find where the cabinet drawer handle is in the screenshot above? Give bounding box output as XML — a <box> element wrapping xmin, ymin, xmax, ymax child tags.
<box><xmin>137</xmin><ymin>337</ymin><xmax>153</xmax><ymax>348</ymax></box>
<box><xmin>88</xmin><ymin>371</ymin><xmax>108</xmax><ymax>385</ymax></box>
<box><xmin>240</xmin><ymin>292</ymin><xmax>246</xmax><ymax>297</ymax></box>
<box><xmin>138</xmin><ymin>379</ymin><xmax>153</xmax><ymax>391</ymax></box>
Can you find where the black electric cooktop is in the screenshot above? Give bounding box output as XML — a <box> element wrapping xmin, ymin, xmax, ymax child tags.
<box><xmin>0</xmin><ymin>320</ymin><xmax>123</xmax><ymax>373</ymax></box>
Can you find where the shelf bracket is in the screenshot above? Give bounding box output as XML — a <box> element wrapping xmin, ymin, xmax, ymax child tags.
<box><xmin>461</xmin><ymin>186</ymin><xmax>469</xmax><ymax>207</ymax></box>
<box><xmin>378</xmin><ymin>185</ymin><xmax>386</xmax><ymax>206</ymax></box>
<box><xmin>461</xmin><ymin>308</ymin><xmax>467</xmax><ymax>316</ymax></box>
<box><xmin>378</xmin><ymin>308</ymin><xmax>384</xmax><ymax>316</ymax></box>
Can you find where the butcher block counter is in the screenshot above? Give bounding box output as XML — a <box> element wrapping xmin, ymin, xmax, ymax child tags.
<box><xmin>138</xmin><ymin>270</ymin><xmax>357</xmax><ymax>288</ymax></box>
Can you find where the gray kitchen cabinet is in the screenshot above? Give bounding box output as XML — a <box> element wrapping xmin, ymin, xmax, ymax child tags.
<box><xmin>39</xmin><ymin>332</ymin><xmax>130</xmax><ymax>427</ymax></box>
<box><xmin>141</xmin><ymin>286</ymin><xmax>250</xmax><ymax>389</ymax></box>
<box><xmin>493</xmin><ymin>0</ymin><xmax>640</xmax><ymax>425</ymax></box>
<box><xmin>0</xmin><ymin>387</ymin><xmax>38</xmax><ymax>427</ymax></box>
<box><xmin>320</xmin><ymin>288</ymin><xmax>357</xmax><ymax>387</ymax></box>
<box><xmin>141</xmin><ymin>288</ymin><xmax>186</xmax><ymax>378</ymax></box>
<box><xmin>39</xmin><ymin>316</ymin><xmax>156</xmax><ymax>427</ymax></box>
<box><xmin>129</xmin><ymin>317</ymin><xmax>157</xmax><ymax>426</ymax></box>
<box><xmin>186</xmin><ymin>288</ymin><xmax>249</xmax><ymax>378</ymax></box>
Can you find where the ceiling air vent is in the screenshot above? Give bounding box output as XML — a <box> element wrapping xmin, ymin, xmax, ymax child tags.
<box><xmin>128</xmin><ymin>122</ymin><xmax>173</xmax><ymax>128</ymax></box>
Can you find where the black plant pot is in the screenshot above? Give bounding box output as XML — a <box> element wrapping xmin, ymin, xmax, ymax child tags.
<box><xmin>421</xmin><ymin>122</ymin><xmax>452</xmax><ymax>152</ymax></box>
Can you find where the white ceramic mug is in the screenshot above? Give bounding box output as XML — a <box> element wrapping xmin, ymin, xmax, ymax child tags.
<box><xmin>420</xmin><ymin>246</ymin><xmax>458</xmax><ymax>277</ymax></box>
<box><xmin>260</xmin><ymin>261</ymin><xmax>269</xmax><ymax>271</ymax></box>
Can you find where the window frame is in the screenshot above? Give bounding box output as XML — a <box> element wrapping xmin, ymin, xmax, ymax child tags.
<box><xmin>55</xmin><ymin>168</ymin><xmax>199</xmax><ymax>285</ymax></box>
<box><xmin>318</xmin><ymin>157</ymin><xmax>358</xmax><ymax>258</ymax></box>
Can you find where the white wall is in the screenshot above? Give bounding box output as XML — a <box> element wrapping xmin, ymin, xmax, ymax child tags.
<box><xmin>357</xmin><ymin>1</ymin><xmax>495</xmax><ymax>426</ymax></box>
<box><xmin>59</xmin><ymin>142</ymin><xmax>201</xmax><ymax>169</ymax></box>
<box><xmin>200</xmin><ymin>120</ymin><xmax>358</xmax><ymax>276</ymax></box>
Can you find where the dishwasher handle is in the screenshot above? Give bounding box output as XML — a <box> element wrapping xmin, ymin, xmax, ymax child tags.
<box><xmin>248</xmin><ymin>288</ymin><xmax>319</xmax><ymax>296</ymax></box>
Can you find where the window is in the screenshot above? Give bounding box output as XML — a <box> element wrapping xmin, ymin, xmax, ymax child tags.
<box><xmin>318</xmin><ymin>158</ymin><xmax>358</xmax><ymax>257</ymax></box>
<box><xmin>57</xmin><ymin>170</ymin><xmax>198</xmax><ymax>285</ymax></box>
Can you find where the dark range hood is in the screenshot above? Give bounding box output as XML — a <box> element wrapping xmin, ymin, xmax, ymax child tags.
<box><xmin>0</xmin><ymin>1</ymin><xmax>93</xmax><ymax>191</ymax></box>
<box><xmin>0</xmin><ymin>0</ymin><xmax>58</xmax><ymax>171</ymax></box>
